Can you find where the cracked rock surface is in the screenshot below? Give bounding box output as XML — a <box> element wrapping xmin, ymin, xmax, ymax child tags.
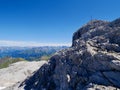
<box><xmin>20</xmin><ymin>18</ymin><xmax>120</xmax><ymax>90</ymax></box>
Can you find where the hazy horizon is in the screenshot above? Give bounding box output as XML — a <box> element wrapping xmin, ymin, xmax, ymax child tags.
<box><xmin>0</xmin><ymin>40</ymin><xmax>71</xmax><ymax>47</ymax></box>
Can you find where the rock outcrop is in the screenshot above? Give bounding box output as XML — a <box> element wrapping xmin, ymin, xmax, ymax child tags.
<box><xmin>21</xmin><ymin>18</ymin><xmax>120</xmax><ymax>90</ymax></box>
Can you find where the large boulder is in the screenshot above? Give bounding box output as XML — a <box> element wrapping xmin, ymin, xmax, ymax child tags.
<box><xmin>20</xmin><ymin>18</ymin><xmax>120</xmax><ymax>90</ymax></box>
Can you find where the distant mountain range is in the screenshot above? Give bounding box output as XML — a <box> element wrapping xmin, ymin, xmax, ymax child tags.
<box><xmin>0</xmin><ymin>46</ymin><xmax>68</xmax><ymax>61</ymax></box>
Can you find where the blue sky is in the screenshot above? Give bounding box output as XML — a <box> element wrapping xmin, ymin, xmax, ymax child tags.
<box><xmin>0</xmin><ymin>0</ymin><xmax>120</xmax><ymax>46</ymax></box>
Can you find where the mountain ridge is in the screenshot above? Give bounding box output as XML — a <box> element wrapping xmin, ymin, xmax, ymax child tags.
<box><xmin>0</xmin><ymin>46</ymin><xmax>68</xmax><ymax>61</ymax></box>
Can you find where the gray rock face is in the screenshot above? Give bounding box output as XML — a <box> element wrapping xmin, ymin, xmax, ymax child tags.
<box><xmin>21</xmin><ymin>18</ymin><xmax>120</xmax><ymax>90</ymax></box>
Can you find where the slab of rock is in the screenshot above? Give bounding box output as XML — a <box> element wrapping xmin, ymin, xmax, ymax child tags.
<box><xmin>0</xmin><ymin>61</ymin><xmax>47</xmax><ymax>90</ymax></box>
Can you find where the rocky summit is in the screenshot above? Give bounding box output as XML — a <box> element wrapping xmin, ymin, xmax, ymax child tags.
<box><xmin>21</xmin><ymin>18</ymin><xmax>120</xmax><ymax>90</ymax></box>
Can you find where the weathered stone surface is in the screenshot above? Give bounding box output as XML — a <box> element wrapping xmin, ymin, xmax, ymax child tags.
<box><xmin>19</xmin><ymin>18</ymin><xmax>120</xmax><ymax>90</ymax></box>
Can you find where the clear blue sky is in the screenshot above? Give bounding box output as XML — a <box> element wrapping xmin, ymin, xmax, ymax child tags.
<box><xmin>0</xmin><ymin>0</ymin><xmax>120</xmax><ymax>46</ymax></box>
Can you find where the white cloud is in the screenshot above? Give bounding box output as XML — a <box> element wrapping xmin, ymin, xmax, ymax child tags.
<box><xmin>0</xmin><ymin>40</ymin><xmax>71</xmax><ymax>47</ymax></box>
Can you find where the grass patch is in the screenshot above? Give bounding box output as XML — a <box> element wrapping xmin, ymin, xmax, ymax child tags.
<box><xmin>40</xmin><ymin>55</ymin><xmax>51</xmax><ymax>61</ymax></box>
<box><xmin>0</xmin><ymin>57</ymin><xmax>26</xmax><ymax>69</ymax></box>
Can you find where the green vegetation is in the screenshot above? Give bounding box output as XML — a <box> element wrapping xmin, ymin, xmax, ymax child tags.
<box><xmin>40</xmin><ymin>55</ymin><xmax>51</xmax><ymax>61</ymax></box>
<box><xmin>0</xmin><ymin>57</ymin><xmax>26</xmax><ymax>69</ymax></box>
<box><xmin>32</xmin><ymin>55</ymin><xmax>52</xmax><ymax>61</ymax></box>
